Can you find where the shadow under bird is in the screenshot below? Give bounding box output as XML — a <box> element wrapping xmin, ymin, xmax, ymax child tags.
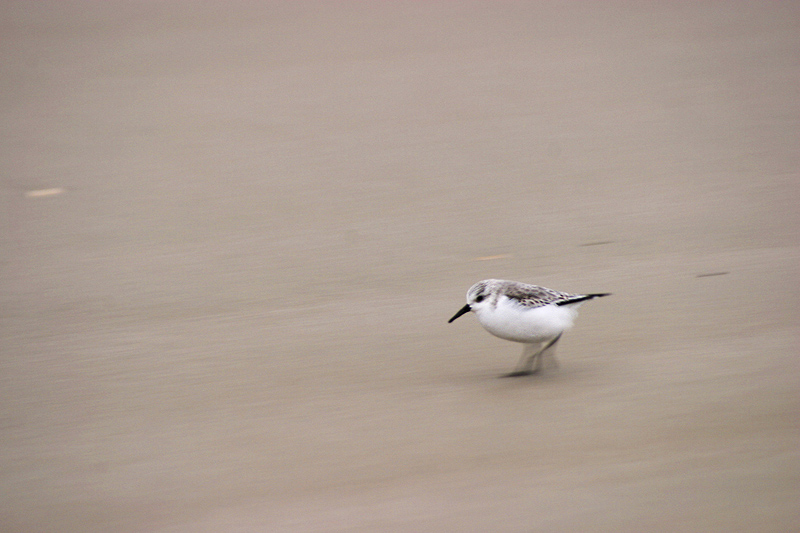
<box><xmin>448</xmin><ymin>279</ymin><xmax>610</xmax><ymax>377</ymax></box>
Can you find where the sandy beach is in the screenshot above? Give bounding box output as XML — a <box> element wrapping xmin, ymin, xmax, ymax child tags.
<box><xmin>1</xmin><ymin>2</ymin><xmax>798</xmax><ymax>531</ymax></box>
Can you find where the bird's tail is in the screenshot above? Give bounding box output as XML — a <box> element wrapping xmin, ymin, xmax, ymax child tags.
<box><xmin>556</xmin><ymin>293</ymin><xmax>611</xmax><ymax>306</ymax></box>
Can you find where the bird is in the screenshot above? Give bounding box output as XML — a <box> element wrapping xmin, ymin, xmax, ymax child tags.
<box><xmin>448</xmin><ymin>279</ymin><xmax>609</xmax><ymax>377</ymax></box>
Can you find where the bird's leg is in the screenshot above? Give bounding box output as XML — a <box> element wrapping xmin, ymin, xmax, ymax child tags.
<box><xmin>502</xmin><ymin>333</ymin><xmax>563</xmax><ymax>378</ymax></box>
<box><xmin>503</xmin><ymin>343</ymin><xmax>545</xmax><ymax>377</ymax></box>
<box><xmin>530</xmin><ymin>333</ymin><xmax>562</xmax><ymax>373</ymax></box>
<box><xmin>541</xmin><ymin>333</ymin><xmax>563</xmax><ymax>369</ymax></box>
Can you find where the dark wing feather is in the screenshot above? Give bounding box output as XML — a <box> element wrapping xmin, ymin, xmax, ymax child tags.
<box><xmin>555</xmin><ymin>293</ymin><xmax>611</xmax><ymax>306</ymax></box>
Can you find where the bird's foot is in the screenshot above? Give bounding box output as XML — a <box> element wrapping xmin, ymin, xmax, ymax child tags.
<box><xmin>501</xmin><ymin>370</ymin><xmax>536</xmax><ymax>378</ymax></box>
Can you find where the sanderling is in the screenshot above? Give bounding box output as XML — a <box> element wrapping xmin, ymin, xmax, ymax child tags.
<box><xmin>448</xmin><ymin>279</ymin><xmax>610</xmax><ymax>377</ymax></box>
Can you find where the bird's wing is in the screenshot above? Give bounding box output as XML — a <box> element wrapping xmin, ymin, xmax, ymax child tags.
<box><xmin>503</xmin><ymin>283</ymin><xmax>575</xmax><ymax>309</ymax></box>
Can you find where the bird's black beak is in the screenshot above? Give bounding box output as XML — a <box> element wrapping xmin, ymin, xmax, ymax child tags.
<box><xmin>448</xmin><ymin>304</ymin><xmax>472</xmax><ymax>323</ymax></box>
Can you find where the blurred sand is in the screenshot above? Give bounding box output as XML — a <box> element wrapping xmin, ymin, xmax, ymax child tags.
<box><xmin>1</xmin><ymin>2</ymin><xmax>798</xmax><ymax>531</ymax></box>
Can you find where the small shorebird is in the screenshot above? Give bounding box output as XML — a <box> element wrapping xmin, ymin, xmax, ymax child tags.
<box><xmin>448</xmin><ymin>279</ymin><xmax>609</xmax><ymax>377</ymax></box>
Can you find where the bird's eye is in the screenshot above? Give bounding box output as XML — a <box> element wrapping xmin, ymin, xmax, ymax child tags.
<box><xmin>475</xmin><ymin>295</ymin><xmax>484</xmax><ymax>303</ymax></box>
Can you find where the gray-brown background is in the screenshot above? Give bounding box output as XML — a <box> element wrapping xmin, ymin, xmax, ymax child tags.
<box><xmin>1</xmin><ymin>2</ymin><xmax>798</xmax><ymax>531</ymax></box>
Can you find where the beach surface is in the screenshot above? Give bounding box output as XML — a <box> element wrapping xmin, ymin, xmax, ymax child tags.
<box><xmin>1</xmin><ymin>2</ymin><xmax>798</xmax><ymax>531</ymax></box>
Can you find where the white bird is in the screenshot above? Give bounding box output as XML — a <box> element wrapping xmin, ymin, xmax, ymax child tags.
<box><xmin>448</xmin><ymin>279</ymin><xmax>609</xmax><ymax>377</ymax></box>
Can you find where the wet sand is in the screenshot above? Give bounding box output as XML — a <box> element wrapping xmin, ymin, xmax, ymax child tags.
<box><xmin>1</xmin><ymin>2</ymin><xmax>798</xmax><ymax>531</ymax></box>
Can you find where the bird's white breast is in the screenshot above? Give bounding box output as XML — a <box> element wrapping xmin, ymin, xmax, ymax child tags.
<box><xmin>474</xmin><ymin>296</ymin><xmax>579</xmax><ymax>343</ymax></box>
